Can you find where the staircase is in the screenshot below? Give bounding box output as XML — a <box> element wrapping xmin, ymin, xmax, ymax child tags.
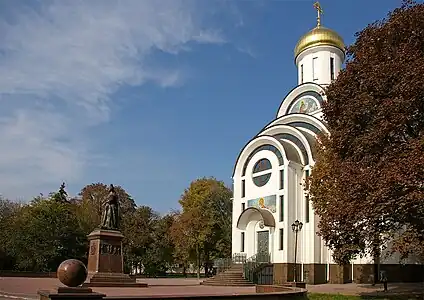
<box><xmin>202</xmin><ymin>253</ymin><xmax>271</xmax><ymax>286</ymax></box>
<box><xmin>201</xmin><ymin>263</ymin><xmax>255</xmax><ymax>286</ymax></box>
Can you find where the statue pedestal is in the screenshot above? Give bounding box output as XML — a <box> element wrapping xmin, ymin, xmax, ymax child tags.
<box><xmin>83</xmin><ymin>229</ymin><xmax>147</xmax><ymax>288</ymax></box>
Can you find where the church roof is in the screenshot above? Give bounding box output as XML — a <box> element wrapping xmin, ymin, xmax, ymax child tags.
<box><xmin>294</xmin><ymin>26</ymin><xmax>345</xmax><ymax>59</ymax></box>
<box><xmin>294</xmin><ymin>1</ymin><xmax>345</xmax><ymax>59</ymax></box>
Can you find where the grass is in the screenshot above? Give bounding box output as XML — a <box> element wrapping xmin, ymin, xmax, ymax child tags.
<box><xmin>307</xmin><ymin>293</ymin><xmax>423</xmax><ymax>300</ymax></box>
<box><xmin>308</xmin><ymin>295</ymin><xmax>361</xmax><ymax>300</ymax></box>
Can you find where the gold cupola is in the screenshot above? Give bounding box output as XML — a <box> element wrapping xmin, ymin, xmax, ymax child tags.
<box><xmin>294</xmin><ymin>2</ymin><xmax>345</xmax><ymax>60</ymax></box>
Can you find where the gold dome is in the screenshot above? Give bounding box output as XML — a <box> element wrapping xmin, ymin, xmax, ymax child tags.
<box><xmin>294</xmin><ymin>26</ymin><xmax>345</xmax><ymax>60</ymax></box>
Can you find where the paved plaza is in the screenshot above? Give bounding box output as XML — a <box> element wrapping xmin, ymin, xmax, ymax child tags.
<box><xmin>1</xmin><ymin>277</ymin><xmax>423</xmax><ymax>299</ymax></box>
<box><xmin>0</xmin><ymin>278</ymin><xmax>255</xmax><ymax>299</ymax></box>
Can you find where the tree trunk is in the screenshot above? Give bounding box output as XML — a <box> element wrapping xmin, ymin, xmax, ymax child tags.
<box><xmin>196</xmin><ymin>243</ymin><xmax>200</xmax><ymax>280</ymax></box>
<box><xmin>205</xmin><ymin>249</ymin><xmax>210</xmax><ymax>277</ymax></box>
<box><xmin>372</xmin><ymin>237</ymin><xmax>381</xmax><ymax>285</ymax></box>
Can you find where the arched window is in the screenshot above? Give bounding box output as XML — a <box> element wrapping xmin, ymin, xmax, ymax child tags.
<box><xmin>253</xmin><ymin>159</ymin><xmax>272</xmax><ymax>173</ymax></box>
<box><xmin>252</xmin><ymin>158</ymin><xmax>272</xmax><ymax>187</ymax></box>
<box><xmin>242</xmin><ymin>145</ymin><xmax>283</xmax><ymax>176</ymax></box>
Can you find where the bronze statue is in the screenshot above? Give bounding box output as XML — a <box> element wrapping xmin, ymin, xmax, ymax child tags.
<box><xmin>100</xmin><ymin>184</ymin><xmax>120</xmax><ymax>230</ymax></box>
<box><xmin>58</xmin><ymin>182</ymin><xmax>68</xmax><ymax>202</ymax></box>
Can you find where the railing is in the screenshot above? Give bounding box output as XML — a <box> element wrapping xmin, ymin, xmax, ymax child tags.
<box><xmin>243</xmin><ymin>252</ymin><xmax>272</xmax><ymax>284</ymax></box>
<box><xmin>213</xmin><ymin>253</ymin><xmax>247</xmax><ymax>274</ymax></box>
<box><xmin>232</xmin><ymin>253</ymin><xmax>247</xmax><ymax>264</ymax></box>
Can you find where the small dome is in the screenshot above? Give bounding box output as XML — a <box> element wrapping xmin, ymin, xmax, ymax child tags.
<box><xmin>294</xmin><ymin>26</ymin><xmax>345</xmax><ymax>60</ymax></box>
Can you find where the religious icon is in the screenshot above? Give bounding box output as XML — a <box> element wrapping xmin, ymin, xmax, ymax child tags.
<box><xmin>289</xmin><ymin>98</ymin><xmax>319</xmax><ymax>114</ymax></box>
<box><xmin>259</xmin><ymin>197</ymin><xmax>265</xmax><ymax>208</ymax></box>
<box><xmin>299</xmin><ymin>100</ymin><xmax>307</xmax><ymax>113</ymax></box>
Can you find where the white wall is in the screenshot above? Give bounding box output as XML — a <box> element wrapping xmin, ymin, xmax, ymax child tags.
<box><xmin>232</xmin><ymin>150</ymin><xmax>284</xmax><ymax>259</ymax></box>
<box><xmin>232</xmin><ymin>144</ymin><xmax>323</xmax><ymax>264</ymax></box>
<box><xmin>296</xmin><ymin>45</ymin><xmax>344</xmax><ymax>86</ymax></box>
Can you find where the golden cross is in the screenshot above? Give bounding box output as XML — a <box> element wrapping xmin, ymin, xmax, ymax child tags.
<box><xmin>313</xmin><ymin>1</ymin><xmax>323</xmax><ymax>27</ymax></box>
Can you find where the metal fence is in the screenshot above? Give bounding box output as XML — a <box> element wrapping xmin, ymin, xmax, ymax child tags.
<box><xmin>243</xmin><ymin>252</ymin><xmax>273</xmax><ymax>285</ymax></box>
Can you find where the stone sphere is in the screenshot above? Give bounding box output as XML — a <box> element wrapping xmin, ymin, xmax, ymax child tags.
<box><xmin>57</xmin><ymin>259</ymin><xmax>88</xmax><ymax>287</ymax></box>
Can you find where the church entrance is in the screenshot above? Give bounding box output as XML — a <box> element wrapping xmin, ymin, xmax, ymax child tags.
<box><xmin>257</xmin><ymin>230</ymin><xmax>269</xmax><ymax>255</ymax></box>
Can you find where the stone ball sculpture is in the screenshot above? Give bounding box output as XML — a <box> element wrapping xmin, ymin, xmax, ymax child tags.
<box><xmin>57</xmin><ymin>259</ymin><xmax>88</xmax><ymax>287</ymax></box>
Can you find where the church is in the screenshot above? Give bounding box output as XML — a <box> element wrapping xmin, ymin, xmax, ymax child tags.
<box><xmin>231</xmin><ymin>2</ymin><xmax>422</xmax><ymax>285</ymax></box>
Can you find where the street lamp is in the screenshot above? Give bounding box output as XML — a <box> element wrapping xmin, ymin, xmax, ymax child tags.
<box><xmin>291</xmin><ymin>220</ymin><xmax>303</xmax><ymax>282</ymax></box>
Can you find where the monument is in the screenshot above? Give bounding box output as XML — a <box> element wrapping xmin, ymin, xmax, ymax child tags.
<box><xmin>83</xmin><ymin>184</ymin><xmax>147</xmax><ymax>287</ymax></box>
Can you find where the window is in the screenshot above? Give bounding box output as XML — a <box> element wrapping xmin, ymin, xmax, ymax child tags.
<box><xmin>300</xmin><ymin>64</ymin><xmax>304</xmax><ymax>83</ymax></box>
<box><xmin>241</xmin><ymin>232</ymin><xmax>245</xmax><ymax>252</ymax></box>
<box><xmin>241</xmin><ymin>180</ymin><xmax>245</xmax><ymax>198</ymax></box>
<box><xmin>305</xmin><ymin>195</ymin><xmax>310</xmax><ymax>223</ymax></box>
<box><xmin>279</xmin><ymin>229</ymin><xmax>284</xmax><ymax>250</ymax></box>
<box><xmin>330</xmin><ymin>57</ymin><xmax>335</xmax><ymax>80</ymax></box>
<box><xmin>280</xmin><ymin>170</ymin><xmax>284</xmax><ymax>190</ymax></box>
<box><xmin>279</xmin><ymin>195</ymin><xmax>284</xmax><ymax>222</ymax></box>
<box><xmin>313</xmin><ymin>57</ymin><xmax>318</xmax><ymax>81</ymax></box>
<box><xmin>242</xmin><ymin>145</ymin><xmax>284</xmax><ymax>176</ymax></box>
<box><xmin>253</xmin><ymin>159</ymin><xmax>272</xmax><ymax>173</ymax></box>
<box><xmin>241</xmin><ymin>202</ymin><xmax>245</xmax><ymax>212</ymax></box>
<box><xmin>305</xmin><ymin>170</ymin><xmax>310</xmax><ymax>190</ymax></box>
<box><xmin>252</xmin><ymin>158</ymin><xmax>272</xmax><ymax>187</ymax></box>
<box><xmin>252</xmin><ymin>174</ymin><xmax>271</xmax><ymax>187</ymax></box>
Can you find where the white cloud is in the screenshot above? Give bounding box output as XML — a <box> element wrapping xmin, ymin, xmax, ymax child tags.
<box><xmin>0</xmin><ymin>0</ymin><xmax>225</xmax><ymax>199</ymax></box>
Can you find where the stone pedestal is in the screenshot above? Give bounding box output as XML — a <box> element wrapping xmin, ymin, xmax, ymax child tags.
<box><xmin>38</xmin><ymin>287</ymin><xmax>105</xmax><ymax>300</ymax></box>
<box><xmin>83</xmin><ymin>229</ymin><xmax>147</xmax><ymax>288</ymax></box>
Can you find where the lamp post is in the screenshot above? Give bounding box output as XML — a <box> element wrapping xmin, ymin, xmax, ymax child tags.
<box><xmin>291</xmin><ymin>220</ymin><xmax>303</xmax><ymax>282</ymax></box>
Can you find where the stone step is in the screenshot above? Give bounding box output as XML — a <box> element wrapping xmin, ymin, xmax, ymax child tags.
<box><xmin>214</xmin><ymin>275</ymin><xmax>245</xmax><ymax>280</ymax></box>
<box><xmin>201</xmin><ymin>281</ymin><xmax>254</xmax><ymax>286</ymax></box>
<box><xmin>214</xmin><ymin>274</ymin><xmax>244</xmax><ymax>278</ymax></box>
<box><xmin>202</xmin><ymin>267</ymin><xmax>253</xmax><ymax>287</ymax></box>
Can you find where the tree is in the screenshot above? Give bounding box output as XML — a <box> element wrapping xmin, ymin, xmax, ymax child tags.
<box><xmin>309</xmin><ymin>0</ymin><xmax>424</xmax><ymax>265</ymax></box>
<box><xmin>171</xmin><ymin>177</ymin><xmax>232</xmax><ymax>278</ymax></box>
<box><xmin>77</xmin><ymin>183</ymin><xmax>136</xmax><ymax>233</ymax></box>
<box><xmin>121</xmin><ymin>206</ymin><xmax>176</xmax><ymax>276</ymax></box>
<box><xmin>6</xmin><ymin>198</ymin><xmax>86</xmax><ymax>271</ymax></box>
<box><xmin>169</xmin><ymin>212</ymin><xmax>191</xmax><ymax>276</ymax></box>
<box><xmin>0</xmin><ymin>197</ymin><xmax>23</xmax><ymax>270</ymax></box>
<box><xmin>151</xmin><ymin>213</ymin><xmax>177</xmax><ymax>274</ymax></box>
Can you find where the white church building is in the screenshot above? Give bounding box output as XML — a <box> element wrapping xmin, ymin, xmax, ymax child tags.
<box><xmin>231</xmin><ymin>3</ymin><xmax>423</xmax><ymax>284</ymax></box>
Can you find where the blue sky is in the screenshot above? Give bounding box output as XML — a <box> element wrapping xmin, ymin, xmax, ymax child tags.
<box><xmin>0</xmin><ymin>0</ymin><xmax>406</xmax><ymax>213</ymax></box>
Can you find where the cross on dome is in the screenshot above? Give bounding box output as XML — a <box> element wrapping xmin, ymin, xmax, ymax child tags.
<box><xmin>313</xmin><ymin>1</ymin><xmax>323</xmax><ymax>27</ymax></box>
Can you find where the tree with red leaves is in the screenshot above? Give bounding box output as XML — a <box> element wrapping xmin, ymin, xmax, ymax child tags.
<box><xmin>310</xmin><ymin>0</ymin><xmax>424</xmax><ymax>265</ymax></box>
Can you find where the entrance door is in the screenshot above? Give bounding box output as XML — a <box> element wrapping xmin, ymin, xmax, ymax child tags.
<box><xmin>257</xmin><ymin>230</ymin><xmax>269</xmax><ymax>256</ymax></box>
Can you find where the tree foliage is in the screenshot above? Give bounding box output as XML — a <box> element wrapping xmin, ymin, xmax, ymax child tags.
<box><xmin>0</xmin><ymin>177</ymin><xmax>231</xmax><ymax>275</ymax></box>
<box><xmin>77</xmin><ymin>183</ymin><xmax>136</xmax><ymax>233</ymax></box>
<box><xmin>309</xmin><ymin>0</ymin><xmax>424</xmax><ymax>264</ymax></box>
<box><xmin>5</xmin><ymin>198</ymin><xmax>86</xmax><ymax>271</ymax></box>
<box><xmin>121</xmin><ymin>206</ymin><xmax>175</xmax><ymax>276</ymax></box>
<box><xmin>170</xmin><ymin>177</ymin><xmax>232</xmax><ymax>278</ymax></box>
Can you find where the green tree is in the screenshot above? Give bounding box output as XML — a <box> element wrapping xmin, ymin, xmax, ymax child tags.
<box><xmin>0</xmin><ymin>197</ymin><xmax>23</xmax><ymax>270</ymax></box>
<box><xmin>169</xmin><ymin>212</ymin><xmax>191</xmax><ymax>276</ymax></box>
<box><xmin>6</xmin><ymin>198</ymin><xmax>86</xmax><ymax>271</ymax></box>
<box><xmin>77</xmin><ymin>183</ymin><xmax>136</xmax><ymax>233</ymax></box>
<box><xmin>121</xmin><ymin>206</ymin><xmax>176</xmax><ymax>276</ymax></box>
<box><xmin>171</xmin><ymin>177</ymin><xmax>232</xmax><ymax>278</ymax></box>
<box><xmin>151</xmin><ymin>213</ymin><xmax>177</xmax><ymax>273</ymax></box>
<box><xmin>309</xmin><ymin>0</ymin><xmax>424</xmax><ymax>266</ymax></box>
